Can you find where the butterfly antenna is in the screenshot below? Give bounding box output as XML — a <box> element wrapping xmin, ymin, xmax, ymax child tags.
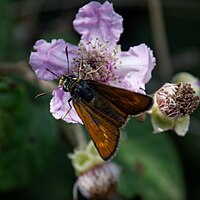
<box><xmin>35</xmin><ymin>91</ymin><xmax>52</xmax><ymax>99</ymax></box>
<box><xmin>46</xmin><ymin>68</ymin><xmax>60</xmax><ymax>79</ymax></box>
<box><xmin>65</xmin><ymin>46</ymin><xmax>70</xmax><ymax>76</ymax></box>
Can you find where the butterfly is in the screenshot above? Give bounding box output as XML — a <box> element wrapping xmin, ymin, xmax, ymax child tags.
<box><xmin>41</xmin><ymin>47</ymin><xmax>153</xmax><ymax>161</ymax></box>
<box><xmin>58</xmin><ymin>76</ymin><xmax>153</xmax><ymax>161</ymax></box>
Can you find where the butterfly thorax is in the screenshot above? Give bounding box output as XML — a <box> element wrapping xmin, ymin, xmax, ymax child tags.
<box><xmin>59</xmin><ymin>75</ymin><xmax>77</xmax><ymax>92</ymax></box>
<box><xmin>60</xmin><ymin>75</ymin><xmax>95</xmax><ymax>102</ymax></box>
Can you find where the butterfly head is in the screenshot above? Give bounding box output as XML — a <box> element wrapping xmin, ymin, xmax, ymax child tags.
<box><xmin>59</xmin><ymin>75</ymin><xmax>77</xmax><ymax>92</ymax></box>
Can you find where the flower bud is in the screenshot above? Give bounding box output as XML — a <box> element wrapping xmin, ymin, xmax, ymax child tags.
<box><xmin>69</xmin><ymin>141</ymin><xmax>121</xmax><ymax>200</ymax></box>
<box><xmin>77</xmin><ymin>162</ymin><xmax>121</xmax><ymax>199</ymax></box>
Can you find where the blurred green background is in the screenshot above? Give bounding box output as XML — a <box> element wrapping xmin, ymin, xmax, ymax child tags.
<box><xmin>0</xmin><ymin>0</ymin><xmax>200</xmax><ymax>199</ymax></box>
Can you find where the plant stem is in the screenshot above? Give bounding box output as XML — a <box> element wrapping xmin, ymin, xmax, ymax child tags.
<box><xmin>147</xmin><ymin>0</ymin><xmax>173</xmax><ymax>83</ymax></box>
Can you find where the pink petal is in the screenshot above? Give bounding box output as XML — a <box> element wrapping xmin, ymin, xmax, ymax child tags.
<box><xmin>73</xmin><ymin>1</ymin><xmax>123</xmax><ymax>45</ymax></box>
<box><xmin>50</xmin><ymin>87</ymin><xmax>82</xmax><ymax>124</ymax></box>
<box><xmin>29</xmin><ymin>39</ymin><xmax>78</xmax><ymax>80</ymax></box>
<box><xmin>115</xmin><ymin>44</ymin><xmax>156</xmax><ymax>92</ymax></box>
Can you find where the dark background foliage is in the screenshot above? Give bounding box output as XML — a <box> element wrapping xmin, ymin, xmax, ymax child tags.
<box><xmin>0</xmin><ymin>0</ymin><xmax>200</xmax><ymax>199</ymax></box>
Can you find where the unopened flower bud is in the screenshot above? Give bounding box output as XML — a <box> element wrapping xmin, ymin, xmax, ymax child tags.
<box><xmin>69</xmin><ymin>141</ymin><xmax>121</xmax><ymax>200</ymax></box>
<box><xmin>77</xmin><ymin>162</ymin><xmax>121</xmax><ymax>199</ymax></box>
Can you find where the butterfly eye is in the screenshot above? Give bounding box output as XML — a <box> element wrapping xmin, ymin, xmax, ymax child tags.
<box><xmin>62</xmin><ymin>79</ymin><xmax>69</xmax><ymax>92</ymax></box>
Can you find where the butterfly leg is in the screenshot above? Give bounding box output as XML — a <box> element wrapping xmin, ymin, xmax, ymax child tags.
<box><xmin>62</xmin><ymin>97</ymin><xmax>73</xmax><ymax>119</ymax></box>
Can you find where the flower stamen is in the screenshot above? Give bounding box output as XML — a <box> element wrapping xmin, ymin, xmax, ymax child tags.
<box><xmin>156</xmin><ymin>83</ymin><xmax>200</xmax><ymax>119</ymax></box>
<box><xmin>71</xmin><ymin>38</ymin><xmax>119</xmax><ymax>82</ymax></box>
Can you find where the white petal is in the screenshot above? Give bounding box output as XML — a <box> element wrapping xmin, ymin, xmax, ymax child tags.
<box><xmin>174</xmin><ymin>116</ymin><xmax>190</xmax><ymax>136</ymax></box>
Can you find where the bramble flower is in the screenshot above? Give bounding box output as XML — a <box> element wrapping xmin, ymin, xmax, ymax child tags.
<box><xmin>29</xmin><ymin>1</ymin><xmax>155</xmax><ymax>123</ymax></box>
<box><xmin>68</xmin><ymin>141</ymin><xmax>121</xmax><ymax>200</ymax></box>
<box><xmin>150</xmin><ymin>82</ymin><xmax>199</xmax><ymax>136</ymax></box>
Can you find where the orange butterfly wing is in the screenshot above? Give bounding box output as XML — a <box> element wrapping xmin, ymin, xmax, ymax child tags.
<box><xmin>72</xmin><ymin>80</ymin><xmax>153</xmax><ymax>160</ymax></box>
<box><xmin>73</xmin><ymin>100</ymin><xmax>121</xmax><ymax>161</ymax></box>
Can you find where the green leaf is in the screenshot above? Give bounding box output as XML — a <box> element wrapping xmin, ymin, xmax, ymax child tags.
<box><xmin>0</xmin><ymin>77</ymin><xmax>58</xmax><ymax>191</ymax></box>
<box><xmin>115</xmin><ymin>117</ymin><xmax>185</xmax><ymax>200</ymax></box>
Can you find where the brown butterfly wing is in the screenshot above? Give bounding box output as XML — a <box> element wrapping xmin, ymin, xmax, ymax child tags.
<box><xmin>87</xmin><ymin>80</ymin><xmax>153</xmax><ymax>116</ymax></box>
<box><xmin>84</xmin><ymin>87</ymin><xmax>129</xmax><ymax>128</ymax></box>
<box><xmin>73</xmin><ymin>100</ymin><xmax>120</xmax><ymax>161</ymax></box>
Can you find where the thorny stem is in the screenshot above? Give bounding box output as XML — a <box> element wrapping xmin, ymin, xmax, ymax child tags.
<box><xmin>0</xmin><ymin>61</ymin><xmax>87</xmax><ymax>148</ymax></box>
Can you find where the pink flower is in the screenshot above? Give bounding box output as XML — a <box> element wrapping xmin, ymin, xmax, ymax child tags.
<box><xmin>29</xmin><ymin>1</ymin><xmax>155</xmax><ymax>123</ymax></box>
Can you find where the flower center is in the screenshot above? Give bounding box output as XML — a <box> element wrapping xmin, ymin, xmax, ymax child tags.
<box><xmin>71</xmin><ymin>38</ymin><xmax>119</xmax><ymax>82</ymax></box>
<box><xmin>156</xmin><ymin>83</ymin><xmax>200</xmax><ymax>119</ymax></box>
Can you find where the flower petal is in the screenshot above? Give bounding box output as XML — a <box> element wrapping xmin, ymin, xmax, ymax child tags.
<box><xmin>151</xmin><ymin>108</ymin><xmax>174</xmax><ymax>133</ymax></box>
<box><xmin>29</xmin><ymin>39</ymin><xmax>78</xmax><ymax>80</ymax></box>
<box><xmin>115</xmin><ymin>44</ymin><xmax>155</xmax><ymax>92</ymax></box>
<box><xmin>50</xmin><ymin>87</ymin><xmax>82</xmax><ymax>124</ymax></box>
<box><xmin>174</xmin><ymin>116</ymin><xmax>190</xmax><ymax>136</ymax></box>
<box><xmin>73</xmin><ymin>1</ymin><xmax>123</xmax><ymax>45</ymax></box>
